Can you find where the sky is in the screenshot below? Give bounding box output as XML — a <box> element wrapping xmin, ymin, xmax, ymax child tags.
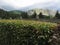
<box><xmin>0</xmin><ymin>0</ymin><xmax>60</xmax><ymax>11</ymax></box>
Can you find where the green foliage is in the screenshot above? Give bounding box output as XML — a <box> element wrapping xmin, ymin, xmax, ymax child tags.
<box><xmin>0</xmin><ymin>9</ymin><xmax>60</xmax><ymax>19</ymax></box>
<box><xmin>0</xmin><ymin>9</ymin><xmax>27</xmax><ymax>19</ymax></box>
<box><xmin>21</xmin><ymin>12</ymin><xmax>28</xmax><ymax>19</ymax></box>
<box><xmin>39</xmin><ymin>12</ymin><xmax>44</xmax><ymax>18</ymax></box>
<box><xmin>30</xmin><ymin>12</ymin><xmax>36</xmax><ymax>19</ymax></box>
<box><xmin>0</xmin><ymin>20</ymin><xmax>57</xmax><ymax>45</ymax></box>
<box><xmin>0</xmin><ymin>9</ymin><xmax>21</xmax><ymax>19</ymax></box>
<box><xmin>55</xmin><ymin>10</ymin><xmax>60</xmax><ymax>19</ymax></box>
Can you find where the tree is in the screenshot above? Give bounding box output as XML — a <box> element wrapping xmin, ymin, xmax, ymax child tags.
<box><xmin>55</xmin><ymin>10</ymin><xmax>60</xmax><ymax>19</ymax></box>
<box><xmin>39</xmin><ymin>12</ymin><xmax>43</xmax><ymax>18</ymax></box>
<box><xmin>0</xmin><ymin>9</ymin><xmax>7</xmax><ymax>19</ymax></box>
<box><xmin>21</xmin><ymin>12</ymin><xmax>28</xmax><ymax>19</ymax></box>
<box><xmin>31</xmin><ymin>12</ymin><xmax>36</xmax><ymax>19</ymax></box>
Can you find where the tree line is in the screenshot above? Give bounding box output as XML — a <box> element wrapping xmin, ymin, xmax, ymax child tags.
<box><xmin>0</xmin><ymin>9</ymin><xmax>60</xmax><ymax>19</ymax></box>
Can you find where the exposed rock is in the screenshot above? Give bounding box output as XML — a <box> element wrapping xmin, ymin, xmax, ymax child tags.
<box><xmin>27</xmin><ymin>9</ymin><xmax>57</xmax><ymax>17</ymax></box>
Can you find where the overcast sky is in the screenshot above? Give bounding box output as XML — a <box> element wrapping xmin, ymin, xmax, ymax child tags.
<box><xmin>0</xmin><ymin>0</ymin><xmax>60</xmax><ymax>10</ymax></box>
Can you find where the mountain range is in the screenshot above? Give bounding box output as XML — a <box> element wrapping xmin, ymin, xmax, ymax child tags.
<box><xmin>0</xmin><ymin>8</ymin><xmax>60</xmax><ymax>19</ymax></box>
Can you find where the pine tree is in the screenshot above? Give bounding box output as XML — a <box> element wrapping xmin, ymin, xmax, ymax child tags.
<box><xmin>55</xmin><ymin>10</ymin><xmax>60</xmax><ymax>19</ymax></box>
<box><xmin>31</xmin><ymin>12</ymin><xmax>36</xmax><ymax>18</ymax></box>
<box><xmin>39</xmin><ymin>12</ymin><xmax>43</xmax><ymax>18</ymax></box>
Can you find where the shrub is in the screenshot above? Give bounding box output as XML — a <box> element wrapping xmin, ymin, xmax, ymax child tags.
<box><xmin>0</xmin><ymin>20</ymin><xmax>57</xmax><ymax>45</ymax></box>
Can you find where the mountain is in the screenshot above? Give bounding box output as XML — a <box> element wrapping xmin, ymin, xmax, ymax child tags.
<box><xmin>0</xmin><ymin>8</ymin><xmax>57</xmax><ymax>17</ymax></box>
<box><xmin>26</xmin><ymin>9</ymin><xmax>57</xmax><ymax>17</ymax></box>
<box><xmin>0</xmin><ymin>8</ymin><xmax>60</xmax><ymax>19</ymax></box>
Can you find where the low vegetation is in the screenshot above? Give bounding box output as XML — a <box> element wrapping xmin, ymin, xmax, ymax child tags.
<box><xmin>0</xmin><ymin>19</ymin><xmax>57</xmax><ymax>45</ymax></box>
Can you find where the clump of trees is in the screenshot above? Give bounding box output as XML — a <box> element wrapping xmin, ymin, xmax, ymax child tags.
<box><xmin>21</xmin><ymin>12</ymin><xmax>28</xmax><ymax>19</ymax></box>
<box><xmin>29</xmin><ymin>12</ymin><xmax>36</xmax><ymax>19</ymax></box>
<box><xmin>0</xmin><ymin>9</ymin><xmax>60</xmax><ymax>19</ymax></box>
<box><xmin>0</xmin><ymin>9</ymin><xmax>28</xmax><ymax>19</ymax></box>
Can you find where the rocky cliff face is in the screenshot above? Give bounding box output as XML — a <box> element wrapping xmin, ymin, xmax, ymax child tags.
<box><xmin>27</xmin><ymin>9</ymin><xmax>57</xmax><ymax>17</ymax></box>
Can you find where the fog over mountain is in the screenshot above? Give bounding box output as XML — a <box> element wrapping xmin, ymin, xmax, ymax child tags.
<box><xmin>19</xmin><ymin>2</ymin><xmax>60</xmax><ymax>11</ymax></box>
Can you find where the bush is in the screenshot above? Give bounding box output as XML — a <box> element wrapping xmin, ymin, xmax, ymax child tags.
<box><xmin>0</xmin><ymin>20</ymin><xmax>57</xmax><ymax>45</ymax></box>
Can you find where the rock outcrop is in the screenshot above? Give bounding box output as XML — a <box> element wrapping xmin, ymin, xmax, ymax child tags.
<box><xmin>27</xmin><ymin>9</ymin><xmax>57</xmax><ymax>17</ymax></box>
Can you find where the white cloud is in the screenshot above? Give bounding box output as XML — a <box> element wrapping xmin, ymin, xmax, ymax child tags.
<box><xmin>0</xmin><ymin>0</ymin><xmax>58</xmax><ymax>7</ymax></box>
<box><xmin>0</xmin><ymin>0</ymin><xmax>60</xmax><ymax>10</ymax></box>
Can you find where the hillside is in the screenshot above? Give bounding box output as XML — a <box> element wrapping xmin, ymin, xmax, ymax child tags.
<box><xmin>9</xmin><ymin>10</ymin><xmax>24</xmax><ymax>14</ymax></box>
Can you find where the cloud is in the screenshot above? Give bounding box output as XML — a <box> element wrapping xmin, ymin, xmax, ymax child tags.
<box><xmin>0</xmin><ymin>0</ymin><xmax>60</xmax><ymax>10</ymax></box>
